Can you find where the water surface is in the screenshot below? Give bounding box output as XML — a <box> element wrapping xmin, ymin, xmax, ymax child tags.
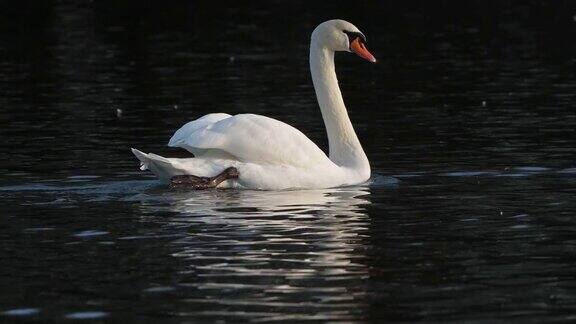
<box><xmin>1</xmin><ymin>1</ymin><xmax>576</xmax><ymax>322</ymax></box>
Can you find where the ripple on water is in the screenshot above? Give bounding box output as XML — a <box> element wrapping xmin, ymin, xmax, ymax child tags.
<box><xmin>370</xmin><ymin>174</ymin><xmax>400</xmax><ymax>187</ymax></box>
<box><xmin>440</xmin><ymin>171</ymin><xmax>498</xmax><ymax>177</ymax></box>
<box><xmin>514</xmin><ymin>166</ymin><xmax>550</xmax><ymax>172</ymax></box>
<box><xmin>2</xmin><ymin>308</ymin><xmax>40</xmax><ymax>317</ymax></box>
<box><xmin>558</xmin><ymin>168</ymin><xmax>576</xmax><ymax>174</ymax></box>
<box><xmin>0</xmin><ymin>180</ymin><xmax>161</xmax><ymax>205</ymax></box>
<box><xmin>64</xmin><ymin>311</ymin><xmax>109</xmax><ymax>320</ymax></box>
<box><xmin>144</xmin><ymin>286</ymin><xmax>177</xmax><ymax>293</ymax></box>
<box><xmin>24</xmin><ymin>227</ymin><xmax>56</xmax><ymax>232</ymax></box>
<box><xmin>73</xmin><ymin>230</ymin><xmax>109</xmax><ymax>238</ymax></box>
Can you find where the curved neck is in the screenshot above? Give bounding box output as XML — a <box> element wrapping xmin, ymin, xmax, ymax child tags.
<box><xmin>310</xmin><ymin>42</ymin><xmax>369</xmax><ymax>170</ymax></box>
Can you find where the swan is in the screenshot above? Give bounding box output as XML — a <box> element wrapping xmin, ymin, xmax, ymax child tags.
<box><xmin>131</xmin><ymin>19</ymin><xmax>376</xmax><ymax>190</ymax></box>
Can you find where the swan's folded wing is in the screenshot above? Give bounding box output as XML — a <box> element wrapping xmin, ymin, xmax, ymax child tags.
<box><xmin>169</xmin><ymin>113</ymin><xmax>332</xmax><ymax>167</ymax></box>
<box><xmin>168</xmin><ymin>113</ymin><xmax>232</xmax><ymax>147</ymax></box>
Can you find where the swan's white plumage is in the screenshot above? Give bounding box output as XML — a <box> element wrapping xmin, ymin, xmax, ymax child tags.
<box><xmin>169</xmin><ymin>114</ymin><xmax>333</xmax><ymax>167</ymax></box>
<box><xmin>168</xmin><ymin>113</ymin><xmax>231</xmax><ymax>148</ymax></box>
<box><xmin>132</xmin><ymin>19</ymin><xmax>373</xmax><ymax>190</ymax></box>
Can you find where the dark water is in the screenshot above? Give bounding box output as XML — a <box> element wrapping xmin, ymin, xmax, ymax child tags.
<box><xmin>1</xmin><ymin>0</ymin><xmax>576</xmax><ymax>322</ymax></box>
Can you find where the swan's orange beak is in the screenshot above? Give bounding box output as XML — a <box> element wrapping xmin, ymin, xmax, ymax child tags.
<box><xmin>350</xmin><ymin>38</ymin><xmax>376</xmax><ymax>63</ymax></box>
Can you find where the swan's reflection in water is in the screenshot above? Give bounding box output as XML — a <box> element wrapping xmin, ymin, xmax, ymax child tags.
<box><xmin>140</xmin><ymin>187</ymin><xmax>372</xmax><ymax>321</ymax></box>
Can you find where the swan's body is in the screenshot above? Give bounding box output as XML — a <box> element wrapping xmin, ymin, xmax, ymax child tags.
<box><xmin>132</xmin><ymin>20</ymin><xmax>376</xmax><ymax>190</ymax></box>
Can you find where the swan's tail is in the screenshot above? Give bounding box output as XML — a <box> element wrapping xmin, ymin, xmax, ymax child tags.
<box><xmin>131</xmin><ymin>148</ymin><xmax>183</xmax><ymax>183</ymax></box>
<box><xmin>131</xmin><ymin>148</ymin><xmax>240</xmax><ymax>187</ymax></box>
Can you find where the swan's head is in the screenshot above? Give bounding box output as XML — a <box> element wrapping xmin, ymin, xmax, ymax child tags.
<box><xmin>311</xmin><ymin>19</ymin><xmax>376</xmax><ymax>63</ymax></box>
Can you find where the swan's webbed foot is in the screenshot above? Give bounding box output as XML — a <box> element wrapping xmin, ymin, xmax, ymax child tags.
<box><xmin>169</xmin><ymin>167</ymin><xmax>239</xmax><ymax>190</ymax></box>
<box><xmin>170</xmin><ymin>175</ymin><xmax>211</xmax><ymax>189</ymax></box>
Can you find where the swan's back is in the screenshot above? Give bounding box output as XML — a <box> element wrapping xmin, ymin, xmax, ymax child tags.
<box><xmin>169</xmin><ymin>113</ymin><xmax>334</xmax><ymax>168</ymax></box>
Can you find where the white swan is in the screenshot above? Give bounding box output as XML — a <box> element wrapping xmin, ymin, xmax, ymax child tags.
<box><xmin>132</xmin><ymin>19</ymin><xmax>376</xmax><ymax>190</ymax></box>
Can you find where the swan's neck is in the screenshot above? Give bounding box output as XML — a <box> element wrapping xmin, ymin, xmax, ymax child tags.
<box><xmin>310</xmin><ymin>43</ymin><xmax>369</xmax><ymax>170</ymax></box>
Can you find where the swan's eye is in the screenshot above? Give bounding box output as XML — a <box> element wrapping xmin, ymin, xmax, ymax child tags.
<box><xmin>343</xmin><ymin>30</ymin><xmax>366</xmax><ymax>49</ymax></box>
<box><xmin>343</xmin><ymin>30</ymin><xmax>376</xmax><ymax>63</ymax></box>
